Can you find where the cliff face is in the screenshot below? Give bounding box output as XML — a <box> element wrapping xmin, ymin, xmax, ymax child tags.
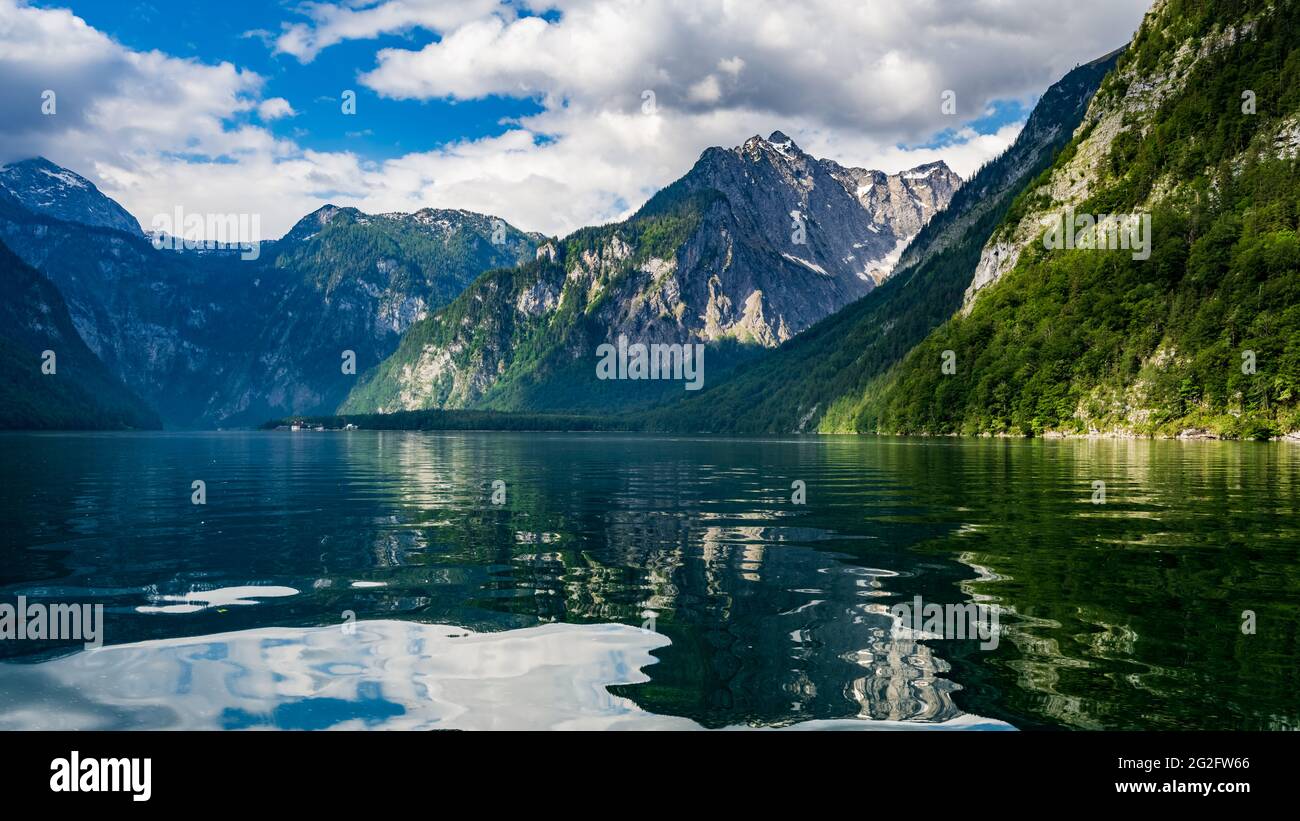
<box><xmin>191</xmin><ymin>205</ymin><xmax>540</xmax><ymax>428</ymax></box>
<box><xmin>0</xmin><ymin>239</ymin><xmax>160</xmax><ymax>430</ymax></box>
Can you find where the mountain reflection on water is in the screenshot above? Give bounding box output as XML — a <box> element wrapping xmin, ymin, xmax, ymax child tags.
<box><xmin>0</xmin><ymin>431</ymin><xmax>1296</xmax><ymax>730</ymax></box>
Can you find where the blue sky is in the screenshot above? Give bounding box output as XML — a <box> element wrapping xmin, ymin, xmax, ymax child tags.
<box><xmin>36</xmin><ymin>0</ymin><xmax>1029</xmax><ymax>166</ymax></box>
<box><xmin>33</xmin><ymin>0</ymin><xmax>548</xmax><ymax>161</ymax></box>
<box><xmin>3</xmin><ymin>0</ymin><xmax>1151</xmax><ymax>238</ymax></box>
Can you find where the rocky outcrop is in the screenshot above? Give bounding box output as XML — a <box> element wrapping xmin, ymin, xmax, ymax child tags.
<box><xmin>961</xmin><ymin>9</ymin><xmax>1264</xmax><ymax>313</ymax></box>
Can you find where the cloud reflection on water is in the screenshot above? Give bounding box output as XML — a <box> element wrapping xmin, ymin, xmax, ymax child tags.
<box><xmin>0</xmin><ymin>620</ymin><xmax>1012</xmax><ymax>731</ymax></box>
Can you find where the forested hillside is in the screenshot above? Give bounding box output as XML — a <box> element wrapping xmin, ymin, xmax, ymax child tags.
<box><xmin>854</xmin><ymin>0</ymin><xmax>1300</xmax><ymax>439</ymax></box>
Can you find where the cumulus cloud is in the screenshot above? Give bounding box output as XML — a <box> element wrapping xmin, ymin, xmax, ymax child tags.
<box><xmin>0</xmin><ymin>0</ymin><xmax>1153</xmax><ymax>239</ymax></box>
<box><xmin>257</xmin><ymin>97</ymin><xmax>296</xmax><ymax>120</ymax></box>
<box><xmin>0</xmin><ymin>0</ymin><xmax>264</xmax><ymax>163</ymax></box>
<box><xmin>357</xmin><ymin>0</ymin><xmax>1147</xmax><ymax>137</ymax></box>
<box><xmin>272</xmin><ymin>0</ymin><xmax>504</xmax><ymax>63</ymax></box>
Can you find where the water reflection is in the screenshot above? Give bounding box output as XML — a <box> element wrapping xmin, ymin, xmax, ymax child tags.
<box><xmin>0</xmin><ymin>620</ymin><xmax>1011</xmax><ymax>731</ymax></box>
<box><xmin>137</xmin><ymin>585</ymin><xmax>300</xmax><ymax>614</ymax></box>
<box><xmin>0</xmin><ymin>431</ymin><xmax>1296</xmax><ymax>730</ymax></box>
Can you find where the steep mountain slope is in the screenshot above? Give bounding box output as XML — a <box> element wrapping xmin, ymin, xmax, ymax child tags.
<box><xmin>195</xmin><ymin>205</ymin><xmax>540</xmax><ymax>427</ymax></box>
<box><xmin>636</xmin><ymin>50</ymin><xmax>1122</xmax><ymax>433</ymax></box>
<box><xmin>0</xmin><ymin>240</ymin><xmax>160</xmax><ymax>430</ymax></box>
<box><xmin>855</xmin><ymin>0</ymin><xmax>1300</xmax><ymax>439</ymax></box>
<box><xmin>0</xmin><ymin>158</ymin><xmax>141</xmax><ymax>234</ymax></box>
<box><xmin>340</xmin><ymin>135</ymin><xmax>960</xmax><ymax>414</ymax></box>
<box><xmin>0</xmin><ymin>166</ymin><xmax>538</xmax><ymax>427</ymax></box>
<box><xmin>0</xmin><ymin>213</ymin><xmax>222</xmax><ymax>425</ymax></box>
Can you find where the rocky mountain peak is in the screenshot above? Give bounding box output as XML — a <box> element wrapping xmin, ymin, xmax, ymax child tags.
<box><xmin>900</xmin><ymin>160</ymin><xmax>954</xmax><ymax>179</ymax></box>
<box><xmin>281</xmin><ymin>204</ymin><xmax>350</xmax><ymax>242</ymax></box>
<box><xmin>7</xmin><ymin>156</ymin><xmax>67</xmax><ymax>175</ymax></box>
<box><xmin>0</xmin><ymin>157</ymin><xmax>142</xmax><ymax>235</ymax></box>
<box><xmin>339</xmin><ymin>126</ymin><xmax>968</xmax><ymax>417</ymax></box>
<box><xmin>737</xmin><ymin>131</ymin><xmax>810</xmax><ymax>165</ymax></box>
<box><xmin>686</xmin><ymin>132</ymin><xmax>962</xmax><ymax>288</ymax></box>
<box><xmin>766</xmin><ymin>130</ymin><xmax>803</xmax><ymax>156</ymax></box>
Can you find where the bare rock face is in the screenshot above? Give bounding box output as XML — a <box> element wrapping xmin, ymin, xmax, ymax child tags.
<box><xmin>823</xmin><ymin>158</ymin><xmax>962</xmax><ymax>283</ymax></box>
<box><xmin>683</xmin><ymin>132</ymin><xmax>962</xmax><ymax>333</ymax></box>
<box><xmin>625</xmin><ymin>133</ymin><xmax>960</xmax><ymax>348</ymax></box>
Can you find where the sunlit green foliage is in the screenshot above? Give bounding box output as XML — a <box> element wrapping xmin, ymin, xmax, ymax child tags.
<box><xmin>854</xmin><ymin>1</ymin><xmax>1300</xmax><ymax>438</ymax></box>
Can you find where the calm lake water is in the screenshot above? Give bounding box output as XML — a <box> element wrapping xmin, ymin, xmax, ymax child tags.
<box><xmin>0</xmin><ymin>431</ymin><xmax>1296</xmax><ymax>730</ymax></box>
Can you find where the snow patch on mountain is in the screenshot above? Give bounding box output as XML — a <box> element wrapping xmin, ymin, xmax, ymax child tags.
<box><xmin>781</xmin><ymin>253</ymin><xmax>831</xmax><ymax>277</ymax></box>
<box><xmin>0</xmin><ymin>158</ymin><xmax>142</xmax><ymax>235</ymax></box>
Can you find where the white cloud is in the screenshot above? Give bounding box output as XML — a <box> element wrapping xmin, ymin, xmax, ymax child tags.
<box><xmin>356</xmin><ymin>0</ymin><xmax>1147</xmax><ymax>136</ymax></box>
<box><xmin>687</xmin><ymin>76</ymin><xmax>722</xmax><ymax>105</ymax></box>
<box><xmin>257</xmin><ymin>97</ymin><xmax>296</xmax><ymax>120</ymax></box>
<box><xmin>0</xmin><ymin>0</ymin><xmax>1154</xmax><ymax>240</ymax></box>
<box><xmin>0</xmin><ymin>0</ymin><xmax>264</xmax><ymax>162</ymax></box>
<box><xmin>717</xmin><ymin>57</ymin><xmax>745</xmax><ymax>77</ymax></box>
<box><xmin>325</xmin><ymin>108</ymin><xmax>1021</xmax><ymax>237</ymax></box>
<box><xmin>273</xmin><ymin>0</ymin><xmax>504</xmax><ymax>63</ymax></box>
<box><xmin>297</xmin><ymin>0</ymin><xmax>1151</xmax><ymax>234</ymax></box>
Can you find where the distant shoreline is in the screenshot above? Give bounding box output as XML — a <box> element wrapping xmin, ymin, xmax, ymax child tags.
<box><xmin>257</xmin><ymin>410</ymin><xmax>1300</xmax><ymax>443</ymax></box>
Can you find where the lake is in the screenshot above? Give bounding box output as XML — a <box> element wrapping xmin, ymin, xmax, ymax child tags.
<box><xmin>0</xmin><ymin>431</ymin><xmax>1296</xmax><ymax>730</ymax></box>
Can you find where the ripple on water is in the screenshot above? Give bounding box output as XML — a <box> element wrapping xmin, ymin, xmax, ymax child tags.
<box><xmin>0</xmin><ymin>620</ymin><xmax>1014</xmax><ymax>731</ymax></box>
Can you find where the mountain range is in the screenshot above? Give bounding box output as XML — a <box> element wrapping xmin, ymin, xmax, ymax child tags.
<box><xmin>635</xmin><ymin>0</ymin><xmax>1297</xmax><ymax>441</ymax></box>
<box><xmin>0</xmin><ymin>138</ymin><xmax>959</xmax><ymax>427</ymax></box>
<box><xmin>0</xmin><ymin>164</ymin><xmax>541</xmax><ymax>427</ymax></box>
<box><xmin>339</xmin><ymin>134</ymin><xmax>959</xmax><ymax>415</ymax></box>
<box><xmin>4</xmin><ymin>0</ymin><xmax>1297</xmax><ymax>441</ymax></box>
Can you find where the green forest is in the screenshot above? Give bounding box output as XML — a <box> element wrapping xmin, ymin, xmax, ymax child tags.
<box><xmin>840</xmin><ymin>0</ymin><xmax>1300</xmax><ymax>439</ymax></box>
